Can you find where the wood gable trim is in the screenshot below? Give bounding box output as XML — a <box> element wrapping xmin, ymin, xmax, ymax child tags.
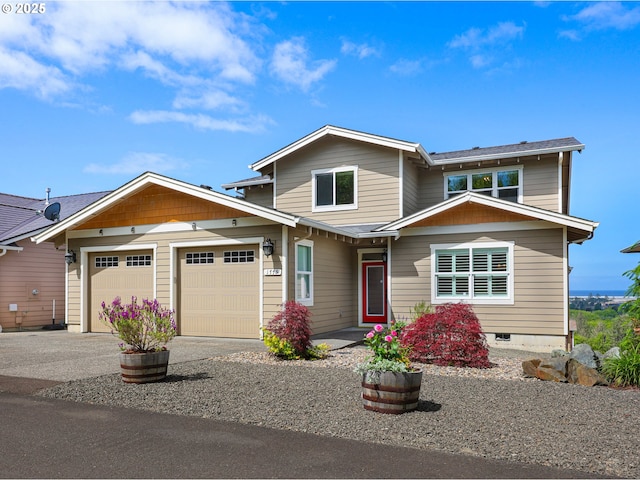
<box><xmin>77</xmin><ymin>184</ymin><xmax>252</xmax><ymax>230</ymax></box>
<box><xmin>409</xmin><ymin>202</ymin><xmax>533</xmax><ymax>228</ymax></box>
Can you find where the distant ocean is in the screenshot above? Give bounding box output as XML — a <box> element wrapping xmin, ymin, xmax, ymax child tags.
<box><xmin>570</xmin><ymin>290</ymin><xmax>628</xmax><ymax>297</ymax></box>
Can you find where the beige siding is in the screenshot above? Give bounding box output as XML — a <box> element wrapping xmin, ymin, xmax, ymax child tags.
<box><xmin>285</xmin><ymin>228</ymin><xmax>356</xmax><ymax>334</ymax></box>
<box><xmin>522</xmin><ymin>158</ymin><xmax>560</xmax><ymax>211</ymax></box>
<box><xmin>417</xmin><ymin>170</ymin><xmax>445</xmax><ymax>209</ymax></box>
<box><xmin>243</xmin><ymin>185</ymin><xmax>273</xmax><ymax>208</ymax></box>
<box><xmin>67</xmin><ymin>223</ymin><xmax>284</xmax><ymax>338</ymax></box>
<box><xmin>402</xmin><ymin>157</ymin><xmax>420</xmax><ymax>216</ymax></box>
<box><xmin>0</xmin><ymin>239</ymin><xmax>66</xmax><ymax>330</ymax></box>
<box><xmin>275</xmin><ymin>137</ymin><xmax>400</xmax><ymax>225</ymax></box>
<box><xmin>390</xmin><ymin>228</ymin><xmax>566</xmax><ymax>336</ymax></box>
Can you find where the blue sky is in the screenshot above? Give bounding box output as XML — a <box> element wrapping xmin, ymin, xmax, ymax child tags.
<box><xmin>1</xmin><ymin>1</ymin><xmax>639</xmax><ymax>292</ymax></box>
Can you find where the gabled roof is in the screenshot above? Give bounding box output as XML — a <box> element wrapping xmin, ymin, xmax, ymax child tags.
<box><xmin>621</xmin><ymin>241</ymin><xmax>640</xmax><ymax>253</ymax></box>
<box><xmin>377</xmin><ymin>192</ymin><xmax>599</xmax><ymax>243</ymax></box>
<box><xmin>429</xmin><ymin>137</ymin><xmax>584</xmax><ymax>164</ymax></box>
<box><xmin>250</xmin><ymin>125</ymin><xmax>430</xmax><ymax>172</ymax></box>
<box><xmin>1</xmin><ymin>191</ymin><xmax>110</xmax><ymax>244</ymax></box>
<box><xmin>32</xmin><ymin>172</ymin><xmax>300</xmax><ymax>244</ymax></box>
<box><xmin>245</xmin><ymin>125</ymin><xmax>585</xmax><ymax>179</ymax></box>
<box><xmin>221</xmin><ymin>174</ymin><xmax>273</xmax><ymax>191</ymax></box>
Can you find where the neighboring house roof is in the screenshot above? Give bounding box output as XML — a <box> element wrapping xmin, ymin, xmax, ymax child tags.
<box><xmin>621</xmin><ymin>241</ymin><xmax>640</xmax><ymax>253</ymax></box>
<box><xmin>244</xmin><ymin>125</ymin><xmax>584</xmax><ymax>179</ymax></box>
<box><xmin>0</xmin><ymin>191</ymin><xmax>110</xmax><ymax>245</ymax></box>
<box><xmin>376</xmin><ymin>192</ymin><xmax>599</xmax><ymax>244</ymax></box>
<box><xmin>32</xmin><ymin>172</ymin><xmax>301</xmax><ymax>245</ymax></box>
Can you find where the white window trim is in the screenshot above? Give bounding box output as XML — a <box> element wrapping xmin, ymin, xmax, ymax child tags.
<box><xmin>295</xmin><ymin>239</ymin><xmax>314</xmax><ymax>306</ymax></box>
<box><xmin>430</xmin><ymin>241</ymin><xmax>514</xmax><ymax>305</ymax></box>
<box><xmin>311</xmin><ymin>166</ymin><xmax>358</xmax><ymax>212</ymax></box>
<box><xmin>443</xmin><ymin>166</ymin><xmax>523</xmax><ymax>202</ymax></box>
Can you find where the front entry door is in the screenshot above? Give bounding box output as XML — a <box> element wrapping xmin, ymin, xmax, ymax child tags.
<box><xmin>362</xmin><ymin>261</ymin><xmax>387</xmax><ymax>324</ymax></box>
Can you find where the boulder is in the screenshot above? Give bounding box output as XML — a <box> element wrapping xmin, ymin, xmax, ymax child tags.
<box><xmin>603</xmin><ymin>347</ymin><xmax>620</xmax><ymax>360</ymax></box>
<box><xmin>536</xmin><ymin>357</ymin><xmax>569</xmax><ymax>382</ymax></box>
<box><xmin>569</xmin><ymin>343</ymin><xmax>599</xmax><ymax>369</ymax></box>
<box><xmin>522</xmin><ymin>358</ymin><xmax>541</xmax><ymax>377</ymax></box>
<box><xmin>566</xmin><ymin>358</ymin><xmax>609</xmax><ymax>387</ymax></box>
<box><xmin>551</xmin><ymin>349</ymin><xmax>568</xmax><ymax>358</ymax></box>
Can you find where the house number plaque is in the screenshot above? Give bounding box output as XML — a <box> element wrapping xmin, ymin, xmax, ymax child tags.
<box><xmin>263</xmin><ymin>269</ymin><xmax>282</xmax><ymax>276</ymax></box>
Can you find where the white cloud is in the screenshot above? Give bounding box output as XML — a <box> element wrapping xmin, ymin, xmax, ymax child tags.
<box><xmin>449</xmin><ymin>22</ymin><xmax>525</xmax><ymax>50</ymax></box>
<box><xmin>389</xmin><ymin>58</ymin><xmax>423</xmax><ymax>76</ymax></box>
<box><xmin>341</xmin><ymin>39</ymin><xmax>380</xmax><ymax>59</ymax></box>
<box><xmin>270</xmin><ymin>37</ymin><xmax>336</xmax><ymax>91</ymax></box>
<box><xmin>564</xmin><ymin>2</ymin><xmax>640</xmax><ymax>32</ymax></box>
<box><xmin>84</xmin><ymin>152</ymin><xmax>188</xmax><ymax>175</ymax></box>
<box><xmin>129</xmin><ymin>110</ymin><xmax>272</xmax><ymax>133</ymax></box>
<box><xmin>0</xmin><ymin>47</ymin><xmax>71</xmax><ymax>98</ymax></box>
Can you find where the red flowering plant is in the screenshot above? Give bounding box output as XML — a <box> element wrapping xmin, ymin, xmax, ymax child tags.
<box><xmin>354</xmin><ymin>321</ymin><xmax>413</xmax><ymax>375</ymax></box>
<box><xmin>99</xmin><ymin>296</ymin><xmax>177</xmax><ymax>353</ymax></box>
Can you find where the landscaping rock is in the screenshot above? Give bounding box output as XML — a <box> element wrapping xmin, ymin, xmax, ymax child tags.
<box><xmin>536</xmin><ymin>357</ymin><xmax>568</xmax><ymax>382</ymax></box>
<box><xmin>566</xmin><ymin>358</ymin><xmax>609</xmax><ymax>387</ymax></box>
<box><xmin>521</xmin><ymin>358</ymin><xmax>541</xmax><ymax>378</ymax></box>
<box><xmin>603</xmin><ymin>347</ymin><xmax>620</xmax><ymax>360</ymax></box>
<box><xmin>551</xmin><ymin>349</ymin><xmax>568</xmax><ymax>358</ymax></box>
<box><xmin>569</xmin><ymin>343</ymin><xmax>599</xmax><ymax>369</ymax></box>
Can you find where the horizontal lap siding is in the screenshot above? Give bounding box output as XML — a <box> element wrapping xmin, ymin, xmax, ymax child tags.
<box><xmin>390</xmin><ymin>228</ymin><xmax>566</xmax><ymax>335</ymax></box>
<box><xmin>275</xmin><ymin>137</ymin><xmax>400</xmax><ymax>224</ymax></box>
<box><xmin>244</xmin><ymin>185</ymin><xmax>273</xmax><ymax>208</ymax></box>
<box><xmin>417</xmin><ymin>172</ymin><xmax>444</xmax><ymax>210</ymax></box>
<box><xmin>402</xmin><ymin>158</ymin><xmax>420</xmax><ymax>216</ymax></box>
<box><xmin>523</xmin><ymin>159</ymin><xmax>559</xmax><ymax>211</ymax></box>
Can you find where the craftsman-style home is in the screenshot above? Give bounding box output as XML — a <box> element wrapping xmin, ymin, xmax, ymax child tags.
<box><xmin>33</xmin><ymin>126</ymin><xmax>598</xmax><ymax>350</ymax></box>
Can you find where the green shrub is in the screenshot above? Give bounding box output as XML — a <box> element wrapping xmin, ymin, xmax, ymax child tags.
<box><xmin>601</xmin><ymin>343</ymin><xmax>640</xmax><ymax>387</ymax></box>
<box><xmin>409</xmin><ymin>301</ymin><xmax>432</xmax><ymax>321</ymax></box>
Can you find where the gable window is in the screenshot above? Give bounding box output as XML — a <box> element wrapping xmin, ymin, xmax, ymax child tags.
<box><xmin>312</xmin><ymin>167</ymin><xmax>357</xmax><ymax>211</ymax></box>
<box><xmin>431</xmin><ymin>242</ymin><xmax>514</xmax><ymax>305</ymax></box>
<box><xmin>295</xmin><ymin>240</ymin><xmax>313</xmax><ymax>305</ymax></box>
<box><xmin>445</xmin><ymin>167</ymin><xmax>522</xmax><ymax>203</ymax></box>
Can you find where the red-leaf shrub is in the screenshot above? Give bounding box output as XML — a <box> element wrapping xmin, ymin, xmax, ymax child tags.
<box><xmin>266</xmin><ymin>301</ymin><xmax>312</xmax><ymax>356</ymax></box>
<box><xmin>401</xmin><ymin>303</ymin><xmax>491</xmax><ymax>368</ymax></box>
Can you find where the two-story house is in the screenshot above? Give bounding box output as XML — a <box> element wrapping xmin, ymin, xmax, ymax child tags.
<box><xmin>34</xmin><ymin>125</ymin><xmax>598</xmax><ymax>350</ymax></box>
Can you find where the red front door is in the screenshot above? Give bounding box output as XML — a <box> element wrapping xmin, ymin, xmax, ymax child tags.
<box><xmin>362</xmin><ymin>261</ymin><xmax>387</xmax><ymax>324</ymax></box>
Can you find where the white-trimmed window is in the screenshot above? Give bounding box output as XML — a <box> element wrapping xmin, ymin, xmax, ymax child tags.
<box><xmin>431</xmin><ymin>242</ymin><xmax>514</xmax><ymax>305</ymax></box>
<box><xmin>223</xmin><ymin>250</ymin><xmax>255</xmax><ymax>264</ymax></box>
<box><xmin>445</xmin><ymin>167</ymin><xmax>522</xmax><ymax>203</ymax></box>
<box><xmin>126</xmin><ymin>254</ymin><xmax>152</xmax><ymax>267</ymax></box>
<box><xmin>95</xmin><ymin>256</ymin><xmax>118</xmax><ymax>268</ymax></box>
<box><xmin>312</xmin><ymin>166</ymin><xmax>357</xmax><ymax>211</ymax></box>
<box><xmin>186</xmin><ymin>252</ymin><xmax>214</xmax><ymax>265</ymax></box>
<box><xmin>295</xmin><ymin>240</ymin><xmax>313</xmax><ymax>305</ymax></box>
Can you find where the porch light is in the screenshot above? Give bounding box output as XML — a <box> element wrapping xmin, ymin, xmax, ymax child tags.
<box><xmin>382</xmin><ymin>249</ymin><xmax>388</xmax><ymax>262</ymax></box>
<box><xmin>65</xmin><ymin>250</ymin><xmax>76</xmax><ymax>265</ymax></box>
<box><xmin>263</xmin><ymin>238</ymin><xmax>275</xmax><ymax>257</ymax></box>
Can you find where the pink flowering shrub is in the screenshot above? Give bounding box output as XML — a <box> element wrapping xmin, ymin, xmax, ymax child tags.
<box><xmin>99</xmin><ymin>296</ymin><xmax>177</xmax><ymax>353</ymax></box>
<box><xmin>401</xmin><ymin>303</ymin><xmax>490</xmax><ymax>368</ymax></box>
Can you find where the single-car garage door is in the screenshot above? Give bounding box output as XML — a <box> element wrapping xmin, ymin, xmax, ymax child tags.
<box><xmin>89</xmin><ymin>251</ymin><xmax>154</xmax><ymax>333</ymax></box>
<box><xmin>178</xmin><ymin>245</ymin><xmax>259</xmax><ymax>338</ymax></box>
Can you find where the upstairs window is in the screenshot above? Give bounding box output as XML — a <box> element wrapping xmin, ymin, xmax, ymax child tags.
<box><xmin>431</xmin><ymin>242</ymin><xmax>514</xmax><ymax>305</ymax></box>
<box><xmin>312</xmin><ymin>167</ymin><xmax>357</xmax><ymax>211</ymax></box>
<box><xmin>445</xmin><ymin>167</ymin><xmax>522</xmax><ymax>203</ymax></box>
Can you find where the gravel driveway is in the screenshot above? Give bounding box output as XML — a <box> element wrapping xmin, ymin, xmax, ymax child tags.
<box><xmin>37</xmin><ymin>346</ymin><xmax>639</xmax><ymax>478</ymax></box>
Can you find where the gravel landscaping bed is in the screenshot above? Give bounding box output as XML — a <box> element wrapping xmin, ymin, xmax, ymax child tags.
<box><xmin>38</xmin><ymin>347</ymin><xmax>638</xmax><ymax>478</ymax></box>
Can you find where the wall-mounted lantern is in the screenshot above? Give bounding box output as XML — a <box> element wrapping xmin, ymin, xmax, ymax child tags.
<box><xmin>262</xmin><ymin>238</ymin><xmax>275</xmax><ymax>257</ymax></box>
<box><xmin>65</xmin><ymin>250</ymin><xmax>76</xmax><ymax>265</ymax></box>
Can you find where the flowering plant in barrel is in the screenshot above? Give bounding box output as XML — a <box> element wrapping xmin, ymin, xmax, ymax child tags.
<box><xmin>99</xmin><ymin>296</ymin><xmax>177</xmax><ymax>383</ymax></box>
<box><xmin>354</xmin><ymin>321</ymin><xmax>423</xmax><ymax>414</ymax></box>
<box><xmin>99</xmin><ymin>296</ymin><xmax>177</xmax><ymax>352</ymax></box>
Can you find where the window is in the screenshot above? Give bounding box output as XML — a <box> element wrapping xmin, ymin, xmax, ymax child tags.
<box><xmin>295</xmin><ymin>240</ymin><xmax>313</xmax><ymax>305</ymax></box>
<box><xmin>431</xmin><ymin>242</ymin><xmax>513</xmax><ymax>304</ymax></box>
<box><xmin>126</xmin><ymin>255</ymin><xmax>152</xmax><ymax>267</ymax></box>
<box><xmin>312</xmin><ymin>167</ymin><xmax>357</xmax><ymax>211</ymax></box>
<box><xmin>186</xmin><ymin>252</ymin><xmax>214</xmax><ymax>265</ymax></box>
<box><xmin>223</xmin><ymin>250</ymin><xmax>255</xmax><ymax>263</ymax></box>
<box><xmin>445</xmin><ymin>167</ymin><xmax>522</xmax><ymax>202</ymax></box>
<box><xmin>95</xmin><ymin>256</ymin><xmax>118</xmax><ymax>268</ymax></box>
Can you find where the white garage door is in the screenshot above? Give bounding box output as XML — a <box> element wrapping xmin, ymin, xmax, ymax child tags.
<box><xmin>178</xmin><ymin>246</ymin><xmax>259</xmax><ymax>338</ymax></box>
<box><xmin>89</xmin><ymin>251</ymin><xmax>154</xmax><ymax>333</ymax></box>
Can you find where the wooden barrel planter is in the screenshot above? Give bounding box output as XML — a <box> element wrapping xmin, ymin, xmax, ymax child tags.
<box><xmin>119</xmin><ymin>350</ymin><xmax>170</xmax><ymax>384</ymax></box>
<box><xmin>361</xmin><ymin>370</ymin><xmax>423</xmax><ymax>414</ymax></box>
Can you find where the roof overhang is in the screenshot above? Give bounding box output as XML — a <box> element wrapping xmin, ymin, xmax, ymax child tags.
<box><xmin>32</xmin><ymin>172</ymin><xmax>300</xmax><ymax>244</ymax></box>
<box><xmin>0</xmin><ymin>244</ymin><xmax>23</xmax><ymax>256</ymax></box>
<box><xmin>621</xmin><ymin>241</ymin><xmax>640</xmax><ymax>253</ymax></box>
<box><xmin>377</xmin><ymin>192</ymin><xmax>599</xmax><ymax>243</ymax></box>
<box><xmin>221</xmin><ymin>175</ymin><xmax>273</xmax><ymax>191</ymax></box>
<box><xmin>250</xmin><ymin>125</ymin><xmax>431</xmax><ymax>172</ymax></box>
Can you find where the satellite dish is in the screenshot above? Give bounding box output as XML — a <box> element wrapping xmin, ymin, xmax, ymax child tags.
<box><xmin>43</xmin><ymin>202</ymin><xmax>61</xmax><ymax>222</ymax></box>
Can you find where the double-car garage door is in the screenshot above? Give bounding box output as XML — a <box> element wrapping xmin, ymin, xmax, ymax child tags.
<box><xmin>89</xmin><ymin>247</ymin><xmax>260</xmax><ymax>338</ymax></box>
